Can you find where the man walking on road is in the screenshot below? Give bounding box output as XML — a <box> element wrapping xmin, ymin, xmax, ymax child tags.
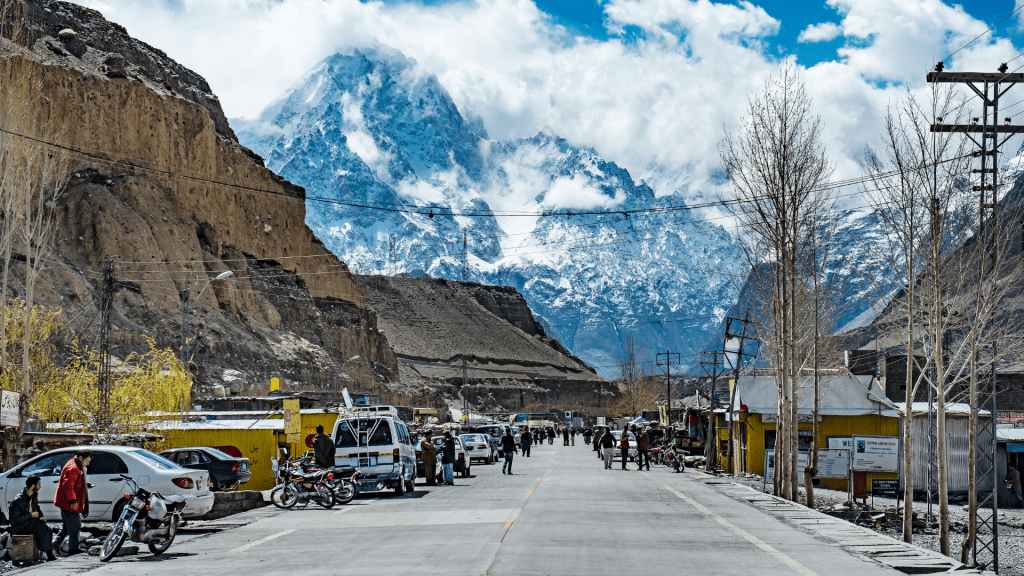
<box><xmin>563</xmin><ymin>428</ymin><xmax>569</xmax><ymax>446</ymax></box>
<box><xmin>501</xmin><ymin>430</ymin><xmax>518</xmax><ymax>475</ymax></box>
<box><xmin>522</xmin><ymin>426</ymin><xmax>532</xmax><ymax>457</ymax></box>
<box><xmin>420</xmin><ymin>435</ymin><xmax>438</xmax><ymax>486</ymax></box>
<box><xmin>636</xmin><ymin>426</ymin><xmax>650</xmax><ymax>471</ymax></box>
<box><xmin>55</xmin><ymin>449</ymin><xmax>91</xmax><ymax>556</ymax></box>
<box><xmin>619</xmin><ymin>431</ymin><xmax>630</xmax><ymax>470</ymax></box>
<box><xmin>571</xmin><ymin>429</ymin><xmax>575</xmax><ymax>446</ymax></box>
<box><xmin>601</xmin><ymin>428</ymin><xmax>615</xmax><ymax>469</ymax></box>
<box><xmin>1006</xmin><ymin>464</ymin><xmax>1023</xmax><ymax>507</ymax></box>
<box><xmin>313</xmin><ymin>424</ymin><xmax>335</xmax><ymax>470</ymax></box>
<box><xmin>440</xmin><ymin>432</ymin><xmax>456</xmax><ymax>486</ymax></box>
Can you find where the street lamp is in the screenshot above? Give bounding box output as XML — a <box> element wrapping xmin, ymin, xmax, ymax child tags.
<box><xmin>180</xmin><ymin>270</ymin><xmax>233</xmax><ymax>368</ymax></box>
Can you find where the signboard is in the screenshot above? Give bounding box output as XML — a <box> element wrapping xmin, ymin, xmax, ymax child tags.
<box><xmin>283</xmin><ymin>398</ymin><xmax>301</xmax><ymax>444</ymax></box>
<box><xmin>514</xmin><ymin>413</ymin><xmax>528</xmax><ymax>423</ymax></box>
<box><xmin>828</xmin><ymin>437</ymin><xmax>853</xmax><ymax>450</ymax></box>
<box><xmin>341</xmin><ymin>387</ymin><xmax>354</xmax><ymax>409</ymax></box>
<box><xmin>461</xmin><ymin>410</ymin><xmax>469</xmax><ymax>422</ymax></box>
<box><xmin>0</xmin><ymin>390</ymin><xmax>17</xmax><ymax>427</ymax></box>
<box><xmin>761</xmin><ymin>414</ymin><xmax>819</xmax><ymax>423</ymax></box>
<box><xmin>872</xmin><ymin>479</ymin><xmax>899</xmax><ymax>497</ymax></box>
<box><xmin>997</xmin><ymin>411</ymin><xmax>1024</xmax><ymax>427</ymax></box>
<box><xmin>764</xmin><ymin>450</ymin><xmax>810</xmax><ymax>487</ymax></box>
<box><xmin>851</xmin><ymin>435</ymin><xmax>900</xmax><ymax>472</ymax></box>
<box><xmin>270</xmin><ymin>376</ymin><xmax>281</xmax><ymax>392</ymax></box>
<box><xmin>596</xmin><ymin>417</ymin><xmax>606</xmax><ymax>426</ymax></box>
<box><xmin>817</xmin><ymin>449</ymin><xmax>850</xmax><ymax>479</ymax></box>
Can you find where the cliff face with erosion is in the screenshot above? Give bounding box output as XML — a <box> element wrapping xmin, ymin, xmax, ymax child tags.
<box><xmin>8</xmin><ymin>0</ymin><xmax>397</xmax><ymax>396</ymax></box>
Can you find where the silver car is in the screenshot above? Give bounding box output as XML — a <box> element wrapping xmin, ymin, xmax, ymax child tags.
<box><xmin>460</xmin><ymin>434</ymin><xmax>496</xmax><ymax>464</ymax></box>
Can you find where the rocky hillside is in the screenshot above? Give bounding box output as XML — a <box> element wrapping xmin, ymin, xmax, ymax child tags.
<box><xmin>8</xmin><ymin>0</ymin><xmax>397</xmax><ymax>397</ymax></box>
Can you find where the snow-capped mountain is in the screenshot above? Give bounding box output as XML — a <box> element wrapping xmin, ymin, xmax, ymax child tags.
<box><xmin>231</xmin><ymin>47</ymin><xmax>752</xmax><ymax>376</ymax></box>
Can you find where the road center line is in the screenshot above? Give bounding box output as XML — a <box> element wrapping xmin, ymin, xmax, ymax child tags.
<box><xmin>659</xmin><ymin>483</ymin><xmax>818</xmax><ymax>576</ymax></box>
<box><xmin>525</xmin><ymin>490</ymin><xmax>533</xmax><ymax>499</ymax></box>
<box><xmin>229</xmin><ymin>529</ymin><xmax>295</xmax><ymax>553</ymax></box>
<box><xmin>536</xmin><ymin>477</ymin><xmax>542</xmax><ymax>481</ymax></box>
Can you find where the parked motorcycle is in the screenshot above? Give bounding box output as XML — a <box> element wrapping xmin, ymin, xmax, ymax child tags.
<box><xmin>100</xmin><ymin>474</ymin><xmax>185</xmax><ymax>562</ymax></box>
<box><xmin>270</xmin><ymin>456</ymin><xmax>336</xmax><ymax>509</ymax></box>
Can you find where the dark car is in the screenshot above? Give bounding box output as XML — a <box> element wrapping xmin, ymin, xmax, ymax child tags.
<box><xmin>159</xmin><ymin>447</ymin><xmax>251</xmax><ymax>491</ymax></box>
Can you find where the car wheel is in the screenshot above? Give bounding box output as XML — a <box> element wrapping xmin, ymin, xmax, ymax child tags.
<box><xmin>406</xmin><ymin>478</ymin><xmax>415</xmax><ymax>493</ymax></box>
<box><xmin>395</xmin><ymin>473</ymin><xmax>406</xmax><ymax>496</ymax></box>
<box><xmin>210</xmin><ymin>477</ymin><xmax>220</xmax><ymax>492</ymax></box>
<box><xmin>110</xmin><ymin>498</ymin><xmax>128</xmax><ymax>525</ymax></box>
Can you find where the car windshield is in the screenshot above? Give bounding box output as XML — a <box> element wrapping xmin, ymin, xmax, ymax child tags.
<box><xmin>334</xmin><ymin>418</ymin><xmax>394</xmax><ymax>447</ymax></box>
<box><xmin>434</xmin><ymin>437</ymin><xmax>463</xmax><ymax>449</ymax></box>
<box><xmin>203</xmin><ymin>448</ymin><xmax>235</xmax><ymax>460</ymax></box>
<box><xmin>131</xmin><ymin>449</ymin><xmax>180</xmax><ymax>470</ymax></box>
<box><xmin>462</xmin><ymin>435</ymin><xmax>486</xmax><ymax>443</ymax></box>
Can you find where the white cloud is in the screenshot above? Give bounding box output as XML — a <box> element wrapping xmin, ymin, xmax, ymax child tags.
<box><xmin>79</xmin><ymin>0</ymin><xmax>1021</xmax><ymax>208</ymax></box>
<box><xmin>798</xmin><ymin>22</ymin><xmax>840</xmax><ymax>43</ymax></box>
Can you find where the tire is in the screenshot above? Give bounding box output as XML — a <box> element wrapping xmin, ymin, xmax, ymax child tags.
<box><xmin>463</xmin><ymin>465</ymin><xmax>470</xmax><ymax>478</ymax></box>
<box><xmin>334</xmin><ymin>482</ymin><xmax>357</xmax><ymax>505</ymax></box>
<box><xmin>315</xmin><ymin>484</ymin><xmax>335</xmax><ymax>509</ymax></box>
<box><xmin>395</xmin><ymin>474</ymin><xmax>406</xmax><ymax>496</ymax></box>
<box><xmin>406</xmin><ymin>478</ymin><xmax>415</xmax><ymax>493</ymax></box>
<box><xmin>147</xmin><ymin>515</ymin><xmax>178</xmax><ymax>556</ymax></box>
<box><xmin>210</xmin><ymin>477</ymin><xmax>220</xmax><ymax>492</ymax></box>
<box><xmin>271</xmin><ymin>484</ymin><xmax>299</xmax><ymax>509</ymax></box>
<box><xmin>100</xmin><ymin>513</ymin><xmax>132</xmax><ymax>562</ymax></box>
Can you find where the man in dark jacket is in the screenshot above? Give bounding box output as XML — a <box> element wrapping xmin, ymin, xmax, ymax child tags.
<box><xmin>600</xmin><ymin>428</ymin><xmax>615</xmax><ymax>469</ymax></box>
<box><xmin>313</xmin><ymin>425</ymin><xmax>336</xmax><ymax>470</ymax></box>
<box><xmin>636</xmin><ymin>426</ymin><xmax>651</xmax><ymax>471</ymax></box>
<box><xmin>521</xmin><ymin>427</ymin><xmax>532</xmax><ymax>457</ymax></box>
<box><xmin>501</xmin><ymin>431</ymin><xmax>518</xmax><ymax>475</ymax></box>
<box><xmin>593</xmin><ymin>428</ymin><xmax>604</xmax><ymax>458</ymax></box>
<box><xmin>10</xmin><ymin>475</ymin><xmax>56</xmax><ymax>560</ymax></box>
<box><xmin>440</xmin><ymin>432</ymin><xmax>456</xmax><ymax>485</ymax></box>
<box><xmin>563</xmin><ymin>428</ymin><xmax>570</xmax><ymax>446</ymax></box>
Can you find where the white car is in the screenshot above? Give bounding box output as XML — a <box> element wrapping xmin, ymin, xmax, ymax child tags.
<box><xmin>0</xmin><ymin>446</ymin><xmax>214</xmax><ymax>521</ymax></box>
<box><xmin>609</xmin><ymin>431</ymin><xmax>638</xmax><ymax>461</ymax></box>
<box><xmin>432</xmin><ymin>436</ymin><xmax>470</xmax><ymax>478</ymax></box>
<box><xmin>332</xmin><ymin>416</ymin><xmax>417</xmax><ymax>494</ymax></box>
<box><xmin>460</xmin><ymin>434</ymin><xmax>496</xmax><ymax>464</ymax></box>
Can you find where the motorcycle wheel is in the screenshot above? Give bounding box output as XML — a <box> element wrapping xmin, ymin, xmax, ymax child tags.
<box><xmin>315</xmin><ymin>484</ymin><xmax>335</xmax><ymax>509</ymax></box>
<box><xmin>334</xmin><ymin>481</ymin><xmax>357</xmax><ymax>505</ymax></box>
<box><xmin>100</xmin><ymin>515</ymin><xmax>131</xmax><ymax>562</ymax></box>
<box><xmin>148</xmin><ymin>515</ymin><xmax>178</xmax><ymax>555</ymax></box>
<box><xmin>271</xmin><ymin>484</ymin><xmax>299</xmax><ymax>509</ymax></box>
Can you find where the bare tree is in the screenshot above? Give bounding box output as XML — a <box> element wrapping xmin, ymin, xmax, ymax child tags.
<box><xmin>720</xmin><ymin>62</ymin><xmax>833</xmax><ymax>501</ymax></box>
<box><xmin>614</xmin><ymin>334</ymin><xmax>657</xmax><ymax>417</ymax></box>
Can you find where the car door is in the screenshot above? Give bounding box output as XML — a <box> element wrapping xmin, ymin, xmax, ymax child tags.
<box><xmin>85</xmin><ymin>451</ymin><xmax>129</xmax><ymax>520</ymax></box>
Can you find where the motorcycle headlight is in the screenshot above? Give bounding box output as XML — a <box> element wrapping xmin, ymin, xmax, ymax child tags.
<box><xmin>148</xmin><ymin>496</ymin><xmax>168</xmax><ymax>520</ymax></box>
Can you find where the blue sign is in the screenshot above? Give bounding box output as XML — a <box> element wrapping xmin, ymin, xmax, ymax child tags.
<box><xmin>514</xmin><ymin>413</ymin><xmax>528</xmax><ymax>423</ymax></box>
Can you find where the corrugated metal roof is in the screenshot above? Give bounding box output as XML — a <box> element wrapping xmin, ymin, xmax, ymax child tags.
<box><xmin>736</xmin><ymin>375</ymin><xmax>892</xmax><ymax>415</ymax></box>
<box><xmin>150</xmin><ymin>419</ymin><xmax>284</xmax><ymax>430</ymax></box>
<box><xmin>997</xmin><ymin>429</ymin><xmax>1024</xmax><ymax>442</ymax></box>
<box><xmin>880</xmin><ymin>402</ymin><xmax>980</xmax><ymax>418</ymax></box>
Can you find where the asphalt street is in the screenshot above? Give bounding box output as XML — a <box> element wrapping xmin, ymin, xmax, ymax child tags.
<box><xmin>20</xmin><ymin>441</ymin><xmax>901</xmax><ymax>576</ymax></box>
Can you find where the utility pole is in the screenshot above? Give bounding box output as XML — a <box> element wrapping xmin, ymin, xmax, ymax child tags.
<box><xmin>700</xmin><ymin>351</ymin><xmax>722</xmax><ymax>471</ymax></box>
<box><xmin>928</xmin><ymin>64</ymin><xmax>1024</xmax><ymax>570</ymax></box>
<box><xmin>98</xmin><ymin>260</ymin><xmax>114</xmax><ymax>433</ymax></box>
<box><xmin>180</xmin><ymin>274</ymin><xmax>191</xmax><ymax>371</ymax></box>
<box><xmin>723</xmin><ymin>311</ymin><xmax>756</xmax><ymax>475</ymax></box>
<box><xmin>462</xmin><ymin>356</ymin><xmax>468</xmax><ymax>425</ymax></box>
<box><xmin>462</xmin><ymin>227</ymin><xmax>468</xmax><ymax>282</ymax></box>
<box><xmin>656</xmin><ymin>351</ymin><xmax>680</xmax><ymax>426</ymax></box>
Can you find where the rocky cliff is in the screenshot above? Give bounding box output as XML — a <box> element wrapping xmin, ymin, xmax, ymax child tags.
<box><xmin>7</xmin><ymin>1</ymin><xmax>397</xmax><ymax>396</ymax></box>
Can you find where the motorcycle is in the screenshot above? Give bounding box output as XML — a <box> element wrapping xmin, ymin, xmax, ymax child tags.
<box><xmin>100</xmin><ymin>474</ymin><xmax>185</xmax><ymax>562</ymax></box>
<box><xmin>270</xmin><ymin>456</ymin><xmax>337</xmax><ymax>509</ymax></box>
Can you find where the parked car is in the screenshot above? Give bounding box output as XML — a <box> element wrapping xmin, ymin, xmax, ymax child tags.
<box><xmin>610</xmin><ymin>431</ymin><xmax>638</xmax><ymax>461</ymax></box>
<box><xmin>460</xmin><ymin>433</ymin><xmax>496</xmax><ymax>464</ymax></box>
<box><xmin>159</xmin><ymin>447</ymin><xmax>252</xmax><ymax>491</ymax></box>
<box><xmin>0</xmin><ymin>446</ymin><xmax>214</xmax><ymax>522</ymax></box>
<box><xmin>332</xmin><ymin>416</ymin><xmax>417</xmax><ymax>494</ymax></box>
<box><xmin>432</xmin><ymin>436</ymin><xmax>470</xmax><ymax>477</ymax></box>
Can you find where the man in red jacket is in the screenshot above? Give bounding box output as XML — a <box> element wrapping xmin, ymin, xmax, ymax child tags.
<box><xmin>54</xmin><ymin>449</ymin><xmax>91</xmax><ymax>556</ymax></box>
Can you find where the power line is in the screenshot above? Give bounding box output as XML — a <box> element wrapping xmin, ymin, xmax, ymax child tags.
<box><xmin>940</xmin><ymin>4</ymin><xmax>1024</xmax><ymax>64</ymax></box>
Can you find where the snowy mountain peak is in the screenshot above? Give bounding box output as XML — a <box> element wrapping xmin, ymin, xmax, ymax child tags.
<box><xmin>233</xmin><ymin>45</ymin><xmax>748</xmax><ymax>376</ymax></box>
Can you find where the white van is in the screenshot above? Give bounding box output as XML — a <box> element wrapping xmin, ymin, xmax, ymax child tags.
<box><xmin>331</xmin><ymin>415</ymin><xmax>417</xmax><ymax>494</ymax></box>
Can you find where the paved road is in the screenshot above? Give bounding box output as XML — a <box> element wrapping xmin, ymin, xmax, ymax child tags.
<box><xmin>22</xmin><ymin>441</ymin><xmax>900</xmax><ymax>576</ymax></box>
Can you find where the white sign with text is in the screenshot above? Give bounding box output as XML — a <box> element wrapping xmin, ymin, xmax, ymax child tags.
<box><xmin>851</xmin><ymin>435</ymin><xmax>900</xmax><ymax>472</ymax></box>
